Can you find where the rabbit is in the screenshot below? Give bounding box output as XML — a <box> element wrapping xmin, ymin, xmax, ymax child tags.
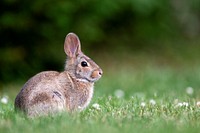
<box><xmin>14</xmin><ymin>33</ymin><xmax>103</xmax><ymax>117</ymax></box>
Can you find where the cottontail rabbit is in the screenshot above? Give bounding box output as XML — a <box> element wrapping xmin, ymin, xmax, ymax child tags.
<box><xmin>14</xmin><ymin>33</ymin><xmax>103</xmax><ymax>117</ymax></box>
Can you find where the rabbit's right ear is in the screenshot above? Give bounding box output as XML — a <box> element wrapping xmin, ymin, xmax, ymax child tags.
<box><xmin>64</xmin><ymin>33</ymin><xmax>81</xmax><ymax>58</ymax></box>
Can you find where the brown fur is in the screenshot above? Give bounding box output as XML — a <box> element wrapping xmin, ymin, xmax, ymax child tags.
<box><xmin>14</xmin><ymin>33</ymin><xmax>102</xmax><ymax>117</ymax></box>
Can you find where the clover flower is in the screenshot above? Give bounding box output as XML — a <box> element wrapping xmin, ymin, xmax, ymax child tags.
<box><xmin>1</xmin><ymin>96</ymin><xmax>8</xmax><ymax>104</ymax></box>
<box><xmin>114</xmin><ymin>89</ymin><xmax>125</xmax><ymax>98</ymax></box>
<box><xmin>149</xmin><ymin>99</ymin><xmax>156</xmax><ymax>105</ymax></box>
<box><xmin>92</xmin><ymin>103</ymin><xmax>101</xmax><ymax>110</ymax></box>
<box><xmin>186</xmin><ymin>87</ymin><xmax>194</xmax><ymax>95</ymax></box>
<box><xmin>141</xmin><ymin>102</ymin><xmax>146</xmax><ymax>107</ymax></box>
<box><xmin>196</xmin><ymin>101</ymin><xmax>200</xmax><ymax>107</ymax></box>
<box><xmin>176</xmin><ymin>102</ymin><xmax>189</xmax><ymax>107</ymax></box>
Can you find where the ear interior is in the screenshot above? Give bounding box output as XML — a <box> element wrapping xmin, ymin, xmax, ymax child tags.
<box><xmin>64</xmin><ymin>33</ymin><xmax>81</xmax><ymax>58</ymax></box>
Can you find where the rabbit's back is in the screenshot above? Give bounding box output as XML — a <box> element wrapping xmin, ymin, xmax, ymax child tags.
<box><xmin>15</xmin><ymin>71</ymin><xmax>70</xmax><ymax>117</ymax></box>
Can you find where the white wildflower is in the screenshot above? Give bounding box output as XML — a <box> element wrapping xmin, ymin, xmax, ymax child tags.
<box><xmin>114</xmin><ymin>89</ymin><xmax>124</xmax><ymax>98</ymax></box>
<box><xmin>149</xmin><ymin>99</ymin><xmax>156</xmax><ymax>105</ymax></box>
<box><xmin>141</xmin><ymin>102</ymin><xmax>146</xmax><ymax>107</ymax></box>
<box><xmin>196</xmin><ymin>101</ymin><xmax>200</xmax><ymax>107</ymax></box>
<box><xmin>92</xmin><ymin>103</ymin><xmax>100</xmax><ymax>110</ymax></box>
<box><xmin>186</xmin><ymin>87</ymin><xmax>194</xmax><ymax>95</ymax></box>
<box><xmin>176</xmin><ymin>102</ymin><xmax>189</xmax><ymax>107</ymax></box>
<box><xmin>182</xmin><ymin>102</ymin><xmax>189</xmax><ymax>107</ymax></box>
<box><xmin>1</xmin><ymin>96</ymin><xmax>8</xmax><ymax>104</ymax></box>
<box><xmin>177</xmin><ymin>102</ymin><xmax>183</xmax><ymax>107</ymax></box>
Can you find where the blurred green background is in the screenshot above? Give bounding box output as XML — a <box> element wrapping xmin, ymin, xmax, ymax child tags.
<box><xmin>0</xmin><ymin>0</ymin><xmax>200</xmax><ymax>85</ymax></box>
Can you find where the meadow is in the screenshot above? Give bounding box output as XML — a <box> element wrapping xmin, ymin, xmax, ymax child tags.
<box><xmin>1</xmin><ymin>46</ymin><xmax>200</xmax><ymax>133</ymax></box>
<box><xmin>1</xmin><ymin>0</ymin><xmax>200</xmax><ymax>132</ymax></box>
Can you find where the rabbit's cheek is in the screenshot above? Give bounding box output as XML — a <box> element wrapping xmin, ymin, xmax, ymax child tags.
<box><xmin>76</xmin><ymin>66</ymin><xmax>82</xmax><ymax>74</ymax></box>
<box><xmin>76</xmin><ymin>67</ymin><xmax>90</xmax><ymax>78</ymax></box>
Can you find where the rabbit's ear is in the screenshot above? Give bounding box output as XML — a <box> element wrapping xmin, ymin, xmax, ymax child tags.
<box><xmin>64</xmin><ymin>33</ymin><xmax>81</xmax><ymax>58</ymax></box>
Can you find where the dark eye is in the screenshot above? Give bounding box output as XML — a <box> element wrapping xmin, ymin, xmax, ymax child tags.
<box><xmin>81</xmin><ymin>61</ymin><xmax>88</xmax><ymax>67</ymax></box>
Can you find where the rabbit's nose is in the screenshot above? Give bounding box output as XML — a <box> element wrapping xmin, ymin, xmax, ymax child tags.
<box><xmin>99</xmin><ymin>69</ymin><xmax>103</xmax><ymax>76</ymax></box>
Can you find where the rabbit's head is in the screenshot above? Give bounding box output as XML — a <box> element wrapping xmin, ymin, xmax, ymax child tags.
<box><xmin>64</xmin><ymin>33</ymin><xmax>103</xmax><ymax>83</ymax></box>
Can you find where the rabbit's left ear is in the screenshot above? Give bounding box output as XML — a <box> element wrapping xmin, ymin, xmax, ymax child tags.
<box><xmin>64</xmin><ymin>33</ymin><xmax>81</xmax><ymax>58</ymax></box>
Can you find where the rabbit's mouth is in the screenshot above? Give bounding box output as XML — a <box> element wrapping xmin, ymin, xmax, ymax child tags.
<box><xmin>78</xmin><ymin>76</ymin><xmax>101</xmax><ymax>83</ymax></box>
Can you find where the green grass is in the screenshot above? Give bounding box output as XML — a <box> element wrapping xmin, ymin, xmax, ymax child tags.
<box><xmin>1</xmin><ymin>62</ymin><xmax>200</xmax><ymax>133</ymax></box>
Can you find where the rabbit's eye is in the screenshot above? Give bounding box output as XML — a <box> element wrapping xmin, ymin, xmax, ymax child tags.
<box><xmin>81</xmin><ymin>61</ymin><xmax>88</xmax><ymax>67</ymax></box>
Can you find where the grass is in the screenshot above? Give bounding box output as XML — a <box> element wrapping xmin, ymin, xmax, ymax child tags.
<box><xmin>1</xmin><ymin>49</ymin><xmax>200</xmax><ymax>133</ymax></box>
